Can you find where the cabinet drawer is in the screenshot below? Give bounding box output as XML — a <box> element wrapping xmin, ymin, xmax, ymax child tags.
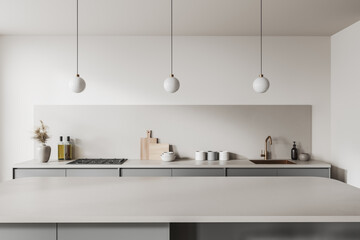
<box><xmin>14</xmin><ymin>169</ymin><xmax>66</xmax><ymax>179</ymax></box>
<box><xmin>0</xmin><ymin>224</ymin><xmax>56</xmax><ymax>240</ymax></box>
<box><xmin>226</xmin><ymin>168</ymin><xmax>277</xmax><ymax>177</ymax></box>
<box><xmin>277</xmin><ymin>168</ymin><xmax>330</xmax><ymax>178</ymax></box>
<box><xmin>172</xmin><ymin>168</ymin><xmax>225</xmax><ymax>177</ymax></box>
<box><xmin>121</xmin><ymin>168</ymin><xmax>172</xmax><ymax>177</ymax></box>
<box><xmin>66</xmin><ymin>169</ymin><xmax>119</xmax><ymax>177</ymax></box>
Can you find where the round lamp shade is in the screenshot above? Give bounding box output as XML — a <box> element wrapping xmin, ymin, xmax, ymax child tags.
<box><xmin>69</xmin><ymin>75</ymin><xmax>86</xmax><ymax>93</ymax></box>
<box><xmin>164</xmin><ymin>76</ymin><xmax>180</xmax><ymax>93</ymax></box>
<box><xmin>253</xmin><ymin>76</ymin><xmax>270</xmax><ymax>93</ymax></box>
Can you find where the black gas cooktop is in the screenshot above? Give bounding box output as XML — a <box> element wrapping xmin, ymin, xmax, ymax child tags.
<box><xmin>67</xmin><ymin>158</ymin><xmax>127</xmax><ymax>165</ymax></box>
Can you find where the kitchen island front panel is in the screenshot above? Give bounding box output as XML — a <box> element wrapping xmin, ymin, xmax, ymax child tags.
<box><xmin>170</xmin><ymin>223</ymin><xmax>360</xmax><ymax>240</ymax></box>
<box><xmin>58</xmin><ymin>223</ymin><xmax>169</xmax><ymax>240</ymax></box>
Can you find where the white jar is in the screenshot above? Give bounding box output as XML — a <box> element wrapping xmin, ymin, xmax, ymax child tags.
<box><xmin>195</xmin><ymin>151</ymin><xmax>207</xmax><ymax>161</ymax></box>
<box><xmin>207</xmin><ymin>151</ymin><xmax>218</xmax><ymax>161</ymax></box>
<box><xmin>219</xmin><ymin>151</ymin><xmax>229</xmax><ymax>161</ymax></box>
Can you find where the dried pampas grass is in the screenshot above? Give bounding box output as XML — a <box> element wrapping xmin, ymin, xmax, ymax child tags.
<box><xmin>33</xmin><ymin>120</ymin><xmax>50</xmax><ymax>144</ymax></box>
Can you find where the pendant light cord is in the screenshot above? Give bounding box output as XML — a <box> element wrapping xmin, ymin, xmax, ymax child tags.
<box><xmin>76</xmin><ymin>0</ymin><xmax>79</xmax><ymax>76</ymax></box>
<box><xmin>260</xmin><ymin>0</ymin><xmax>263</xmax><ymax>75</ymax></box>
<box><xmin>170</xmin><ymin>0</ymin><xmax>173</xmax><ymax>76</ymax></box>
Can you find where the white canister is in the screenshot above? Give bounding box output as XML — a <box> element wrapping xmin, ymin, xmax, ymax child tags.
<box><xmin>195</xmin><ymin>151</ymin><xmax>207</xmax><ymax>161</ymax></box>
<box><xmin>207</xmin><ymin>151</ymin><xmax>219</xmax><ymax>161</ymax></box>
<box><xmin>219</xmin><ymin>151</ymin><xmax>230</xmax><ymax>161</ymax></box>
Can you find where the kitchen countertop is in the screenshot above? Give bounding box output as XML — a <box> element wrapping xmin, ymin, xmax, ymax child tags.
<box><xmin>0</xmin><ymin>177</ymin><xmax>358</xmax><ymax>223</ymax></box>
<box><xmin>13</xmin><ymin>159</ymin><xmax>331</xmax><ymax>169</ymax></box>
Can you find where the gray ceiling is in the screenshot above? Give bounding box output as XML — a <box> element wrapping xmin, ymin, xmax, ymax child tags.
<box><xmin>0</xmin><ymin>0</ymin><xmax>359</xmax><ymax>36</ymax></box>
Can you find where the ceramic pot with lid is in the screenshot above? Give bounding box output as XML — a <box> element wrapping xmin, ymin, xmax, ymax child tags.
<box><xmin>299</xmin><ymin>153</ymin><xmax>311</xmax><ymax>161</ymax></box>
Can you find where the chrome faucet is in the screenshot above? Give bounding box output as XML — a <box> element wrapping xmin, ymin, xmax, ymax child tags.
<box><xmin>261</xmin><ymin>136</ymin><xmax>272</xmax><ymax>160</ymax></box>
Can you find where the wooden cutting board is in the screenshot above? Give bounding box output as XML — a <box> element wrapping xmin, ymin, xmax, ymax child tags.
<box><xmin>149</xmin><ymin>143</ymin><xmax>170</xmax><ymax>160</ymax></box>
<box><xmin>140</xmin><ymin>130</ymin><xmax>158</xmax><ymax>160</ymax></box>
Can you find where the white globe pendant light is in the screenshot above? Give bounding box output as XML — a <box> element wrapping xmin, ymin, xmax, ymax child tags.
<box><xmin>253</xmin><ymin>0</ymin><xmax>270</xmax><ymax>93</ymax></box>
<box><xmin>164</xmin><ymin>74</ymin><xmax>180</xmax><ymax>93</ymax></box>
<box><xmin>164</xmin><ymin>0</ymin><xmax>180</xmax><ymax>93</ymax></box>
<box><xmin>69</xmin><ymin>74</ymin><xmax>86</xmax><ymax>93</ymax></box>
<box><xmin>253</xmin><ymin>74</ymin><xmax>269</xmax><ymax>93</ymax></box>
<box><xmin>69</xmin><ymin>0</ymin><xmax>86</xmax><ymax>93</ymax></box>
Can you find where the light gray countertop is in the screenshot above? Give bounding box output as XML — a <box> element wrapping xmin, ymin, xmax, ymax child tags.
<box><xmin>13</xmin><ymin>159</ymin><xmax>331</xmax><ymax>169</ymax></box>
<box><xmin>0</xmin><ymin>177</ymin><xmax>358</xmax><ymax>223</ymax></box>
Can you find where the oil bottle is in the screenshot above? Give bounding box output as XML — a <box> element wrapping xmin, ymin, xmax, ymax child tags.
<box><xmin>58</xmin><ymin>136</ymin><xmax>64</xmax><ymax>160</ymax></box>
<box><xmin>65</xmin><ymin>136</ymin><xmax>73</xmax><ymax>160</ymax></box>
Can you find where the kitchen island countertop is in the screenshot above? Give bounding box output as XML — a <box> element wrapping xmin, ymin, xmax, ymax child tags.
<box><xmin>0</xmin><ymin>177</ymin><xmax>359</xmax><ymax>223</ymax></box>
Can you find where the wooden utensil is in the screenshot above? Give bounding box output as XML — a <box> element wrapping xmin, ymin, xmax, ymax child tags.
<box><xmin>140</xmin><ymin>130</ymin><xmax>158</xmax><ymax>160</ymax></box>
<box><xmin>148</xmin><ymin>143</ymin><xmax>170</xmax><ymax>160</ymax></box>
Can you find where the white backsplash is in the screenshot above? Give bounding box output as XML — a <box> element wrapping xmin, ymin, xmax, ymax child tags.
<box><xmin>34</xmin><ymin>105</ymin><xmax>311</xmax><ymax>160</ymax></box>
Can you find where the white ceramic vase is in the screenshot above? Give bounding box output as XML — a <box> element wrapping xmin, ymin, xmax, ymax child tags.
<box><xmin>37</xmin><ymin>143</ymin><xmax>51</xmax><ymax>163</ymax></box>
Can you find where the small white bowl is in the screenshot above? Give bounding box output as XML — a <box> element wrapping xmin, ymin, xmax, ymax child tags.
<box><xmin>161</xmin><ymin>155</ymin><xmax>176</xmax><ymax>162</ymax></box>
<box><xmin>162</xmin><ymin>152</ymin><xmax>174</xmax><ymax>156</ymax></box>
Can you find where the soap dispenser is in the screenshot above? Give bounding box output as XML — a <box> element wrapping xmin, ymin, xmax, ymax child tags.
<box><xmin>291</xmin><ymin>141</ymin><xmax>298</xmax><ymax>160</ymax></box>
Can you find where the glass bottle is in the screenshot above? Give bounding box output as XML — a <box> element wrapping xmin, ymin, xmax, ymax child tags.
<box><xmin>65</xmin><ymin>136</ymin><xmax>73</xmax><ymax>160</ymax></box>
<box><xmin>58</xmin><ymin>136</ymin><xmax>64</xmax><ymax>160</ymax></box>
<box><xmin>291</xmin><ymin>141</ymin><xmax>298</xmax><ymax>160</ymax></box>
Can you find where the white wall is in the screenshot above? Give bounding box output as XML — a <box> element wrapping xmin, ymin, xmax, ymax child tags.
<box><xmin>0</xmin><ymin>36</ymin><xmax>330</xmax><ymax>181</ymax></box>
<box><xmin>331</xmin><ymin>21</ymin><xmax>360</xmax><ymax>188</ymax></box>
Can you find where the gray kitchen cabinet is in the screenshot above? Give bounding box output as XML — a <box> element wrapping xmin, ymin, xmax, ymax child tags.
<box><xmin>226</xmin><ymin>168</ymin><xmax>277</xmax><ymax>177</ymax></box>
<box><xmin>13</xmin><ymin>167</ymin><xmax>331</xmax><ymax>178</ymax></box>
<box><xmin>58</xmin><ymin>223</ymin><xmax>169</xmax><ymax>240</ymax></box>
<box><xmin>277</xmin><ymin>168</ymin><xmax>330</xmax><ymax>178</ymax></box>
<box><xmin>0</xmin><ymin>224</ymin><xmax>56</xmax><ymax>240</ymax></box>
<box><xmin>13</xmin><ymin>169</ymin><xmax>66</xmax><ymax>179</ymax></box>
<box><xmin>66</xmin><ymin>169</ymin><xmax>119</xmax><ymax>177</ymax></box>
<box><xmin>172</xmin><ymin>168</ymin><xmax>225</xmax><ymax>177</ymax></box>
<box><xmin>121</xmin><ymin>168</ymin><xmax>172</xmax><ymax>177</ymax></box>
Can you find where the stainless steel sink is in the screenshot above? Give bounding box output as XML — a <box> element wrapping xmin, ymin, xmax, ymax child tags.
<box><xmin>250</xmin><ymin>160</ymin><xmax>296</xmax><ymax>164</ymax></box>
